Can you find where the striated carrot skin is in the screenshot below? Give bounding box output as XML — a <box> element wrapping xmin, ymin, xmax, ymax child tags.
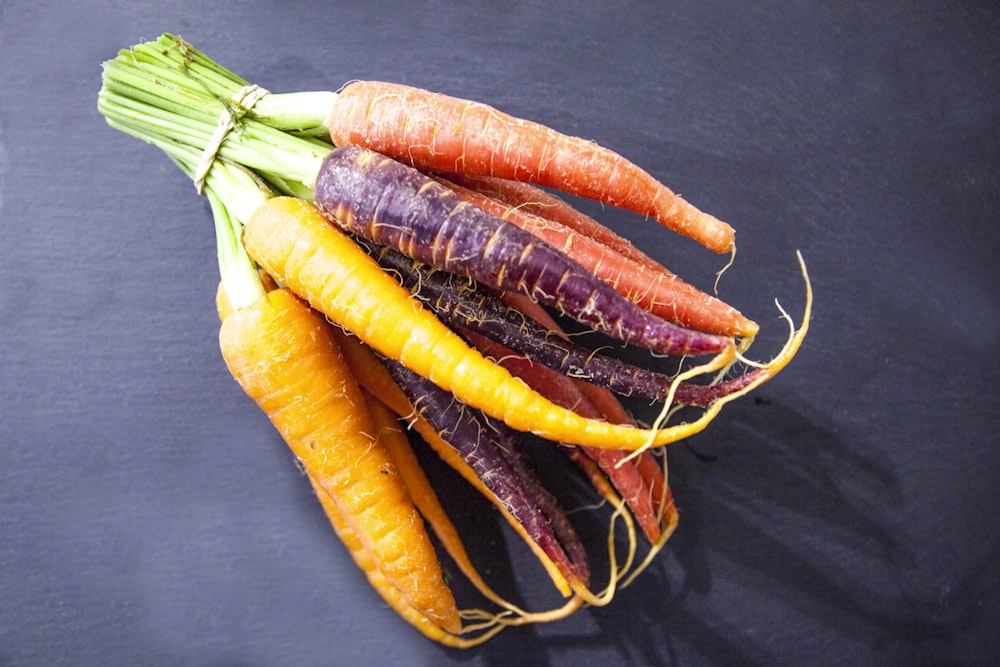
<box><xmin>574</xmin><ymin>379</ymin><xmax>673</xmax><ymax>518</ymax></box>
<box><xmin>361</xmin><ymin>390</ymin><xmax>515</xmax><ymax>611</ymax></box>
<box><xmin>357</xmin><ymin>235</ymin><xmax>687</xmax><ymax>400</ymax></box>
<box><xmin>314</xmin><ymin>146</ymin><xmax>734</xmax><ymax>357</ymax></box>
<box><xmin>382</xmin><ymin>356</ymin><xmax>591</xmax><ymax>588</ymax></box>
<box><xmin>307</xmin><ymin>472</ymin><xmax>503</xmax><ymax>647</ymax></box>
<box><xmin>490</xmin><ymin>291</ymin><xmax>673</xmax><ymax>541</ymax></box>
<box><xmin>328</xmin><ymin>327</ymin><xmax>581</xmax><ymax>601</ymax></box>
<box><xmin>364</xmin><ymin>239</ymin><xmax>765</xmax><ymax>406</ymax></box>
<box><xmin>327</xmin><ymin>80</ymin><xmax>735</xmax><ymax>253</ymax></box>
<box><xmin>241</xmin><ymin>197</ymin><xmax>807</xmax><ymax>451</ymax></box>
<box><xmin>463</xmin><ymin>327</ymin><xmax>663</xmax><ymax>544</ymax></box>
<box><xmin>218</xmin><ymin>287</ymin><xmax>460</xmax><ymax>633</ymax></box>
<box><xmin>499</xmin><ymin>290</ymin><xmax>673</xmax><ymax>509</ymax></box>
<box><xmin>220</xmin><ymin>276</ymin><xmax>512</xmax><ymax>593</ymax></box>
<box><xmin>440</xmin><ymin>177</ymin><xmax>758</xmax><ymax>338</ymax></box>
<box><xmin>444</xmin><ymin>172</ymin><xmax>667</xmax><ymax>271</ymax></box>
<box><xmin>358</xmin><ymin>386</ymin><xmax>584</xmax><ymax>623</ymax></box>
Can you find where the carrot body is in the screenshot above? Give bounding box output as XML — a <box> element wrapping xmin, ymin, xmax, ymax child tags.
<box><xmin>441</xmin><ymin>177</ymin><xmax>757</xmax><ymax>337</ymax></box>
<box><xmin>241</xmin><ymin>197</ymin><xmax>806</xmax><ymax>451</ymax></box>
<box><xmin>501</xmin><ymin>290</ymin><xmax>672</xmax><ymax>500</ymax></box>
<box><xmin>359</xmin><ymin>236</ymin><xmax>698</xmax><ymax>401</ymax></box>
<box><xmin>314</xmin><ymin>146</ymin><xmax>733</xmax><ymax>357</ymax></box>
<box><xmin>222</xmin><ymin>280</ymin><xmax>490</xmax><ymax>578</ymax></box>
<box><xmin>492</xmin><ymin>291</ymin><xmax>674</xmax><ymax>537</ymax></box>
<box><xmin>381</xmin><ymin>355</ymin><xmax>590</xmax><ymax>587</ymax></box>
<box><xmin>574</xmin><ymin>380</ymin><xmax>673</xmax><ymax>518</ymax></box>
<box><xmin>445</xmin><ymin>173</ymin><xmax>666</xmax><ymax>271</ymax></box>
<box><xmin>360</xmin><ymin>388</ymin><xmax>583</xmax><ymax>625</ymax></box>
<box><xmin>218</xmin><ymin>287</ymin><xmax>460</xmax><ymax>633</ymax></box>
<box><xmin>365</xmin><ymin>240</ymin><xmax>764</xmax><ymax>406</ymax></box>
<box><xmin>328</xmin><ymin>327</ymin><xmax>580</xmax><ymax>600</ymax></box>
<box><xmin>307</xmin><ymin>473</ymin><xmax>502</xmax><ymax>647</ymax></box>
<box><xmin>327</xmin><ymin>80</ymin><xmax>735</xmax><ymax>253</ymax></box>
<box><xmin>361</xmin><ymin>390</ymin><xmax>522</xmax><ymax>612</ymax></box>
<box><xmin>462</xmin><ymin>327</ymin><xmax>663</xmax><ymax>543</ymax></box>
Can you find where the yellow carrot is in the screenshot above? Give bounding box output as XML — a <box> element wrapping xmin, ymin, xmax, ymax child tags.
<box><xmin>305</xmin><ymin>473</ymin><xmax>503</xmax><ymax>647</ymax></box>
<box><xmin>361</xmin><ymin>388</ymin><xmax>535</xmax><ymax>615</ymax></box>
<box><xmin>241</xmin><ymin>197</ymin><xmax>811</xmax><ymax>452</ymax></box>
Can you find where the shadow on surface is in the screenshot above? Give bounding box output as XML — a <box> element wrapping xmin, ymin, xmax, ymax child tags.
<box><xmin>454</xmin><ymin>397</ymin><xmax>995</xmax><ymax>666</ymax></box>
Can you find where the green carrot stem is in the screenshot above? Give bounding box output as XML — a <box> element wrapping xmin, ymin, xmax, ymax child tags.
<box><xmin>99</xmin><ymin>34</ymin><xmax>333</xmax><ymax>190</ymax></box>
<box><xmin>128</xmin><ymin>120</ymin><xmax>271</xmax><ymax>311</ymax></box>
<box><xmin>98</xmin><ymin>34</ymin><xmax>342</xmax><ymax>312</ymax></box>
<box><xmin>110</xmin><ymin>34</ymin><xmax>334</xmax><ymax>132</ymax></box>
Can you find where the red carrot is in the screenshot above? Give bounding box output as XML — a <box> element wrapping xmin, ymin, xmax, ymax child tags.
<box><xmin>327</xmin><ymin>80</ymin><xmax>735</xmax><ymax>253</ymax></box>
<box><xmin>574</xmin><ymin>380</ymin><xmax>673</xmax><ymax>520</ymax></box>
<box><xmin>495</xmin><ymin>290</ymin><xmax>675</xmax><ymax>536</ymax></box>
<box><xmin>439</xmin><ymin>176</ymin><xmax>757</xmax><ymax>337</ymax></box>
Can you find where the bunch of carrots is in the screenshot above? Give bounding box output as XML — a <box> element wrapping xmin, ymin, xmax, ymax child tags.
<box><xmin>98</xmin><ymin>34</ymin><xmax>811</xmax><ymax>647</ymax></box>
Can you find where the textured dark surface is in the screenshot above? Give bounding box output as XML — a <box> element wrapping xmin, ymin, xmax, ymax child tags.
<box><xmin>2</xmin><ymin>2</ymin><xmax>998</xmax><ymax>665</ymax></box>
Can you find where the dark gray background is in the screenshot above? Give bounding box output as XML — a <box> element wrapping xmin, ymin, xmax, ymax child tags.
<box><xmin>2</xmin><ymin>2</ymin><xmax>998</xmax><ymax>665</ymax></box>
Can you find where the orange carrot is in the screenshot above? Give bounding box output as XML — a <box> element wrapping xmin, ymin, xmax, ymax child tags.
<box><xmin>217</xmin><ymin>286</ymin><xmax>460</xmax><ymax>633</ymax></box>
<box><xmin>327</xmin><ymin>80</ymin><xmax>735</xmax><ymax>253</ymax></box>
<box><xmin>221</xmin><ymin>278</ymin><xmax>496</xmax><ymax>566</ymax></box>
<box><xmin>440</xmin><ymin>176</ymin><xmax>757</xmax><ymax>337</ymax></box>
<box><xmin>241</xmin><ymin>196</ymin><xmax>810</xmax><ymax>452</ymax></box>
<box><xmin>220</xmin><ymin>279</ymin><xmax>544</xmax><ymax>640</ymax></box>
<box><xmin>205</xmin><ymin>160</ymin><xmax>471</xmax><ymax>641</ymax></box>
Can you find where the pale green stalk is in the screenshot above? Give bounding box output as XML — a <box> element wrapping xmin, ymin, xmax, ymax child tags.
<box><xmin>111</xmin><ymin>114</ymin><xmax>271</xmax><ymax>311</ymax></box>
<box><xmin>107</xmin><ymin>34</ymin><xmax>334</xmax><ymax>133</ymax></box>
<box><xmin>98</xmin><ymin>34</ymin><xmax>347</xmax><ymax>310</ymax></box>
<box><xmin>205</xmin><ymin>186</ymin><xmax>268</xmax><ymax>312</ymax></box>
<box><xmin>98</xmin><ymin>33</ymin><xmax>336</xmax><ymax>190</ymax></box>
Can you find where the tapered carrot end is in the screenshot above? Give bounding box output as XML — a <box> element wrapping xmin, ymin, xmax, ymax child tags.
<box><xmin>691</xmin><ymin>301</ymin><xmax>758</xmax><ymax>338</ymax></box>
<box><xmin>695</xmin><ymin>209</ymin><xmax>736</xmax><ymax>255</ymax></box>
<box><xmin>733</xmin><ymin>314</ymin><xmax>760</xmax><ymax>338</ymax></box>
<box><xmin>662</xmin><ymin>196</ymin><xmax>736</xmax><ymax>254</ymax></box>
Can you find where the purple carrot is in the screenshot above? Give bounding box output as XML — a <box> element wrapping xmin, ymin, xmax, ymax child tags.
<box><xmin>381</xmin><ymin>356</ymin><xmax>590</xmax><ymax>586</ymax></box>
<box><xmin>314</xmin><ymin>145</ymin><xmax>733</xmax><ymax>357</ymax></box>
<box><xmin>477</xmin><ymin>413</ymin><xmax>591</xmax><ymax>586</ymax></box>
<box><xmin>356</xmin><ymin>234</ymin><xmax>766</xmax><ymax>407</ymax></box>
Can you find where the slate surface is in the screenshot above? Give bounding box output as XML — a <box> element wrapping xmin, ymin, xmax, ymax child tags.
<box><xmin>2</xmin><ymin>2</ymin><xmax>998</xmax><ymax>665</ymax></box>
